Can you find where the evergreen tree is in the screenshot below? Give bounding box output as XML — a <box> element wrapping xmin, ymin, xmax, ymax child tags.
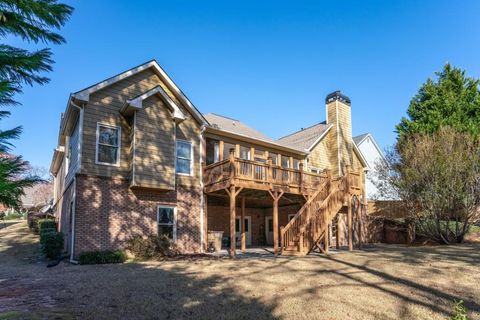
<box><xmin>0</xmin><ymin>0</ymin><xmax>73</xmax><ymax>208</ymax></box>
<box><xmin>397</xmin><ymin>64</ymin><xmax>480</xmax><ymax>138</ymax></box>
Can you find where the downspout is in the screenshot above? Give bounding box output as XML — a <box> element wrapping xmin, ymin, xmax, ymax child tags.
<box><xmin>69</xmin><ymin>99</ymin><xmax>84</xmax><ymax>263</ymax></box>
<box><xmin>70</xmin><ymin>177</ymin><xmax>77</xmax><ymax>263</ymax></box>
<box><xmin>199</xmin><ymin>125</ymin><xmax>206</xmax><ymax>253</ymax></box>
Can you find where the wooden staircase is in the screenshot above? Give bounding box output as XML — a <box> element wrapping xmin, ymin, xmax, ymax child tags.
<box><xmin>280</xmin><ymin>172</ymin><xmax>350</xmax><ymax>256</ymax></box>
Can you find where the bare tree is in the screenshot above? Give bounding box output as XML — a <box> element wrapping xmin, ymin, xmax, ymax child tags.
<box><xmin>374</xmin><ymin>127</ymin><xmax>480</xmax><ymax>244</ymax></box>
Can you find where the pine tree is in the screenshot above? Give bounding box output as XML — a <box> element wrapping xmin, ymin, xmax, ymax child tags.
<box><xmin>397</xmin><ymin>64</ymin><xmax>480</xmax><ymax>138</ymax></box>
<box><xmin>0</xmin><ymin>0</ymin><xmax>73</xmax><ymax>208</ymax></box>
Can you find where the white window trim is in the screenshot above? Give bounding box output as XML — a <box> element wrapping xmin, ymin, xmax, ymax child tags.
<box><xmin>310</xmin><ymin>167</ymin><xmax>322</xmax><ymax>174</ymax></box>
<box><xmin>157</xmin><ymin>205</ymin><xmax>177</xmax><ymax>241</ymax></box>
<box><xmin>95</xmin><ymin>123</ymin><xmax>121</xmax><ymax>167</ymax></box>
<box><xmin>176</xmin><ymin>139</ymin><xmax>193</xmax><ymax>176</ymax></box>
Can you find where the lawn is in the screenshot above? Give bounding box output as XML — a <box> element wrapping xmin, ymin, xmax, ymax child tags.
<box><xmin>1</xmin><ymin>221</ymin><xmax>479</xmax><ymax>320</ymax></box>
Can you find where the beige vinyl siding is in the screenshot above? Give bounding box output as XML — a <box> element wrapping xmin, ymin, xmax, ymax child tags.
<box><xmin>324</xmin><ymin>99</ymin><xmax>355</xmax><ymax>177</ymax></box>
<box><xmin>54</xmin><ymin>158</ymin><xmax>66</xmax><ymax>205</ymax></box>
<box><xmin>176</xmin><ymin>112</ymin><xmax>201</xmax><ymax>187</ymax></box>
<box><xmin>65</xmin><ymin>118</ymin><xmax>80</xmax><ymax>185</ymax></box>
<box><xmin>132</xmin><ymin>95</ymin><xmax>175</xmax><ymax>190</ymax></box>
<box><xmin>307</xmin><ymin>133</ymin><xmax>332</xmax><ymax>172</ymax></box>
<box><xmin>80</xmin><ymin>68</ymin><xmax>201</xmax><ymax>191</ymax></box>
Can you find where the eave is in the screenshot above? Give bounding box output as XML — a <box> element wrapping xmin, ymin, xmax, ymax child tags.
<box><xmin>205</xmin><ymin>126</ymin><xmax>308</xmax><ymax>157</ymax></box>
<box><xmin>49</xmin><ymin>146</ymin><xmax>65</xmax><ymax>176</ymax></box>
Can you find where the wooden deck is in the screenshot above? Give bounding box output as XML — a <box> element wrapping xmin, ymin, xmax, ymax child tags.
<box><xmin>203</xmin><ymin>156</ymin><xmax>330</xmax><ymax>196</ymax></box>
<box><xmin>203</xmin><ymin>155</ymin><xmax>363</xmax><ymax>197</ymax></box>
<box><xmin>203</xmin><ymin>151</ymin><xmax>365</xmax><ymax>257</ymax></box>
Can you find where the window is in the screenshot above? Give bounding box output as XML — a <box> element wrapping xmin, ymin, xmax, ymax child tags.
<box><xmin>281</xmin><ymin>156</ymin><xmax>290</xmax><ymax>168</ymax></box>
<box><xmin>176</xmin><ymin>140</ymin><xmax>192</xmax><ymax>175</ymax></box>
<box><xmin>96</xmin><ymin>124</ymin><xmax>120</xmax><ymax>165</ymax></box>
<box><xmin>270</xmin><ymin>153</ymin><xmax>278</xmax><ymax>165</ymax></box>
<box><xmin>293</xmin><ymin>159</ymin><xmax>300</xmax><ymax>170</ymax></box>
<box><xmin>157</xmin><ymin>206</ymin><xmax>176</xmax><ymax>240</ymax></box>
<box><xmin>310</xmin><ymin>167</ymin><xmax>322</xmax><ymax>174</ymax></box>
<box><xmin>223</xmin><ymin>142</ymin><xmax>235</xmax><ymax>159</ymax></box>
<box><xmin>206</xmin><ymin>139</ymin><xmax>219</xmax><ymax>165</ymax></box>
<box><xmin>240</xmin><ymin>146</ymin><xmax>250</xmax><ymax>160</ymax></box>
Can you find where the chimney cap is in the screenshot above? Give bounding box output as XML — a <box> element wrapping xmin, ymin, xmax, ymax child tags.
<box><xmin>325</xmin><ymin>90</ymin><xmax>351</xmax><ymax>105</ymax></box>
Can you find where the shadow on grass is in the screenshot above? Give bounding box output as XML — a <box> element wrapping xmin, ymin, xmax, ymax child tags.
<box><xmin>320</xmin><ymin>251</ymin><xmax>480</xmax><ymax>318</ymax></box>
<box><xmin>0</xmin><ymin>220</ymin><xmax>22</xmax><ymax>230</ymax></box>
<box><xmin>59</xmin><ymin>262</ymin><xmax>279</xmax><ymax>319</ymax></box>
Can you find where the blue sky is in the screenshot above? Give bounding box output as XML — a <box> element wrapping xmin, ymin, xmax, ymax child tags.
<box><xmin>4</xmin><ymin>0</ymin><xmax>480</xmax><ymax>169</ymax></box>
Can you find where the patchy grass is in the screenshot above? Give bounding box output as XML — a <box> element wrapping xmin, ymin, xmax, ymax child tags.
<box><xmin>1</xmin><ymin>221</ymin><xmax>479</xmax><ymax>319</ymax></box>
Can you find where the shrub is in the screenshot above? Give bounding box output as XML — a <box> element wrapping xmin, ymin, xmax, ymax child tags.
<box><xmin>27</xmin><ymin>212</ymin><xmax>48</xmax><ymax>234</ymax></box>
<box><xmin>126</xmin><ymin>235</ymin><xmax>179</xmax><ymax>260</ymax></box>
<box><xmin>40</xmin><ymin>231</ymin><xmax>64</xmax><ymax>259</ymax></box>
<box><xmin>38</xmin><ymin>219</ymin><xmax>56</xmax><ymax>232</ymax></box>
<box><xmin>78</xmin><ymin>250</ymin><xmax>127</xmax><ymax>265</ymax></box>
<box><xmin>4</xmin><ymin>212</ymin><xmax>25</xmax><ymax>220</ymax></box>
<box><xmin>450</xmin><ymin>300</ymin><xmax>469</xmax><ymax>320</ymax></box>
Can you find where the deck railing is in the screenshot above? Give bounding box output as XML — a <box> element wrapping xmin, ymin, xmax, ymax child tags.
<box><xmin>203</xmin><ymin>154</ymin><xmax>330</xmax><ymax>193</ymax></box>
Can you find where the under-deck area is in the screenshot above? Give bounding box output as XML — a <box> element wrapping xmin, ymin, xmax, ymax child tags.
<box><xmin>203</xmin><ymin>151</ymin><xmax>364</xmax><ymax>256</ymax></box>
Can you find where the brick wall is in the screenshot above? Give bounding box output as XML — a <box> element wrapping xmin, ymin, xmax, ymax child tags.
<box><xmin>208</xmin><ymin>203</ymin><xmax>302</xmax><ymax>246</ymax></box>
<box><xmin>73</xmin><ymin>174</ymin><xmax>202</xmax><ymax>257</ymax></box>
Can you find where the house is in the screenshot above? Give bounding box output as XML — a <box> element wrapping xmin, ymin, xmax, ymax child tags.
<box><xmin>50</xmin><ymin>60</ymin><xmax>368</xmax><ymax>261</ymax></box>
<box><xmin>353</xmin><ymin>133</ymin><xmax>386</xmax><ymax>199</ymax></box>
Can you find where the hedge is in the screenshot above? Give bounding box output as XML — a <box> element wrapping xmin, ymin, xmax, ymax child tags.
<box><xmin>126</xmin><ymin>235</ymin><xmax>179</xmax><ymax>260</ymax></box>
<box><xmin>78</xmin><ymin>250</ymin><xmax>127</xmax><ymax>265</ymax></box>
<box><xmin>40</xmin><ymin>230</ymin><xmax>64</xmax><ymax>259</ymax></box>
<box><xmin>38</xmin><ymin>219</ymin><xmax>56</xmax><ymax>232</ymax></box>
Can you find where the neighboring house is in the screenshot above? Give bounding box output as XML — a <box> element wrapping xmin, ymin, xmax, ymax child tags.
<box><xmin>353</xmin><ymin>133</ymin><xmax>386</xmax><ymax>199</ymax></box>
<box><xmin>50</xmin><ymin>60</ymin><xmax>368</xmax><ymax>260</ymax></box>
<box><xmin>21</xmin><ymin>184</ymin><xmax>54</xmax><ymax>210</ymax></box>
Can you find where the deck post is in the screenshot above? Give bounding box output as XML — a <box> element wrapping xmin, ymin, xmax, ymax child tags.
<box><xmin>324</xmin><ymin>224</ymin><xmax>329</xmax><ymax>254</ymax></box>
<box><xmin>280</xmin><ymin>226</ymin><xmax>285</xmax><ymax>254</ymax></box>
<box><xmin>273</xmin><ymin>192</ymin><xmax>279</xmax><ymax>255</ymax></box>
<box><xmin>336</xmin><ymin>216</ymin><xmax>340</xmax><ymax>249</ymax></box>
<box><xmin>299</xmin><ymin>162</ymin><xmax>304</xmax><ymax>191</ymax></box>
<box><xmin>267</xmin><ymin>157</ymin><xmax>273</xmax><ymax>188</ymax></box>
<box><xmin>229</xmin><ymin>185</ymin><xmax>236</xmax><ymax>257</ymax></box>
<box><xmin>219</xmin><ymin>140</ymin><xmax>224</xmax><ymax>161</ymax></box>
<box><xmin>229</xmin><ymin>148</ymin><xmax>236</xmax><ymax>181</ymax></box>
<box><xmin>347</xmin><ymin>195</ymin><xmax>353</xmax><ymax>251</ymax></box>
<box><xmin>268</xmin><ymin>190</ymin><xmax>283</xmax><ymax>255</ymax></box>
<box><xmin>204</xmin><ymin>193</ymin><xmax>208</xmax><ymax>251</ymax></box>
<box><xmin>241</xmin><ymin>197</ymin><xmax>246</xmax><ymax>253</ymax></box>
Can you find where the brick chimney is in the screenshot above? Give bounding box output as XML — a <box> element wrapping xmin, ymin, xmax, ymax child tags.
<box><xmin>325</xmin><ymin>91</ymin><xmax>353</xmax><ymax>177</ymax></box>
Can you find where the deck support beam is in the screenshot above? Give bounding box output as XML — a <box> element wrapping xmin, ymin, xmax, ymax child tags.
<box><xmin>347</xmin><ymin>195</ymin><xmax>353</xmax><ymax>251</ymax></box>
<box><xmin>204</xmin><ymin>194</ymin><xmax>208</xmax><ymax>251</ymax></box>
<box><xmin>324</xmin><ymin>224</ymin><xmax>329</xmax><ymax>254</ymax></box>
<box><xmin>225</xmin><ymin>185</ymin><xmax>243</xmax><ymax>257</ymax></box>
<box><xmin>336</xmin><ymin>216</ymin><xmax>340</xmax><ymax>249</ymax></box>
<box><xmin>229</xmin><ymin>185</ymin><xmax>236</xmax><ymax>257</ymax></box>
<box><xmin>241</xmin><ymin>197</ymin><xmax>246</xmax><ymax>253</ymax></box>
<box><xmin>269</xmin><ymin>190</ymin><xmax>284</xmax><ymax>255</ymax></box>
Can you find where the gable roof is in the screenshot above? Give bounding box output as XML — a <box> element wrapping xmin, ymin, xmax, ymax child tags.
<box><xmin>120</xmin><ymin>85</ymin><xmax>186</xmax><ymax>121</ymax></box>
<box><xmin>353</xmin><ymin>133</ymin><xmax>369</xmax><ymax>145</ymax></box>
<box><xmin>353</xmin><ymin>132</ymin><xmax>386</xmax><ymax>164</ymax></box>
<box><xmin>276</xmin><ymin>122</ymin><xmax>332</xmax><ymax>151</ymax></box>
<box><xmin>70</xmin><ymin>59</ymin><xmax>207</xmax><ymax>126</ymax></box>
<box><xmin>204</xmin><ymin>113</ymin><xmax>274</xmax><ymax>142</ymax></box>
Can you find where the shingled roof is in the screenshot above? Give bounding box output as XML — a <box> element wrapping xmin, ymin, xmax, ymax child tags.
<box><xmin>204</xmin><ymin>113</ymin><xmax>275</xmax><ymax>142</ymax></box>
<box><xmin>353</xmin><ymin>133</ymin><xmax>369</xmax><ymax>145</ymax></box>
<box><xmin>276</xmin><ymin>122</ymin><xmax>331</xmax><ymax>151</ymax></box>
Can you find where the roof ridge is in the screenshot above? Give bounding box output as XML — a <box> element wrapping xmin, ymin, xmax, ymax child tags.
<box><xmin>277</xmin><ymin>121</ymin><xmax>327</xmax><ymax>140</ymax></box>
<box><xmin>204</xmin><ymin>112</ymin><xmax>239</xmax><ymax>122</ymax></box>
